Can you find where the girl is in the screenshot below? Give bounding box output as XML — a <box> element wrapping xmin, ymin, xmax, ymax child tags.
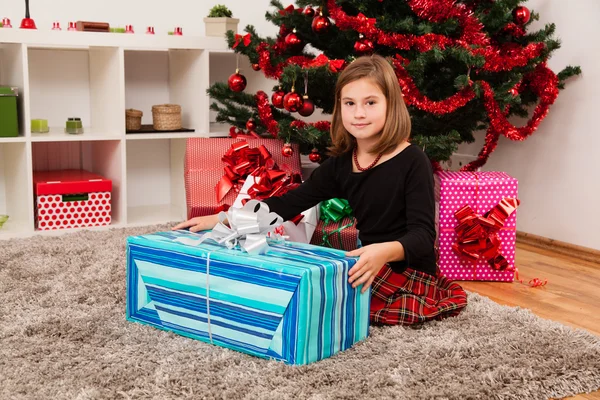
<box><xmin>173</xmin><ymin>54</ymin><xmax>467</xmax><ymax>326</ymax></box>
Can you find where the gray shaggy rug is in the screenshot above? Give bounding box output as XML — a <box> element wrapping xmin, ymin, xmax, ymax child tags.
<box><xmin>1</xmin><ymin>225</ymin><xmax>599</xmax><ymax>400</ymax></box>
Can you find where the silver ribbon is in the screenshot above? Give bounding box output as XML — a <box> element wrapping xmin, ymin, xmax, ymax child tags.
<box><xmin>175</xmin><ymin>200</ymin><xmax>283</xmax><ymax>255</ymax></box>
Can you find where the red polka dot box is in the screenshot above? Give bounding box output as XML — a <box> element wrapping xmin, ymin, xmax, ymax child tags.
<box><xmin>33</xmin><ymin>170</ymin><xmax>112</xmax><ymax>231</ymax></box>
<box><xmin>434</xmin><ymin>171</ymin><xmax>518</xmax><ymax>282</ymax></box>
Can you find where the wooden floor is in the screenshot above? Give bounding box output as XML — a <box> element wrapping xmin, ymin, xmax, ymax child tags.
<box><xmin>461</xmin><ymin>243</ymin><xmax>600</xmax><ymax>400</ymax></box>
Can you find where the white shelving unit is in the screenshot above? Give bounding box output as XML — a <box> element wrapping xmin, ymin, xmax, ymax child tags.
<box><xmin>0</xmin><ymin>30</ymin><xmax>237</xmax><ymax>239</ymax></box>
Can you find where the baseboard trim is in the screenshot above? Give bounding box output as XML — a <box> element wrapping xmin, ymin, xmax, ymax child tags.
<box><xmin>516</xmin><ymin>231</ymin><xmax>600</xmax><ymax>264</ymax></box>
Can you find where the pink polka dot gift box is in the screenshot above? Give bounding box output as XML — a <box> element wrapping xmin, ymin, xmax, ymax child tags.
<box><xmin>434</xmin><ymin>171</ymin><xmax>518</xmax><ymax>282</ymax></box>
<box><xmin>33</xmin><ymin>170</ymin><xmax>112</xmax><ymax>231</ymax></box>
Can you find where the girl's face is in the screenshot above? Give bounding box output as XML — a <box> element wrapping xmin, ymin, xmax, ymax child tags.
<box><xmin>340</xmin><ymin>77</ymin><xmax>387</xmax><ymax>147</ymax></box>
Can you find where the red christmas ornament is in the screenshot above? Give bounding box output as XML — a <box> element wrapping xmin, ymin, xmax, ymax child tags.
<box><xmin>309</xmin><ymin>148</ymin><xmax>321</xmax><ymax>163</ymax></box>
<box><xmin>509</xmin><ymin>88</ymin><xmax>519</xmax><ymax>97</ymax></box>
<box><xmin>285</xmin><ymin>29</ymin><xmax>303</xmax><ymax>50</ymax></box>
<box><xmin>271</xmin><ymin>88</ymin><xmax>285</xmax><ymax>109</ymax></box>
<box><xmin>304</xmin><ymin>7</ymin><xmax>315</xmax><ymax>18</ymax></box>
<box><xmin>298</xmin><ymin>95</ymin><xmax>315</xmax><ymax>117</ymax></box>
<box><xmin>283</xmin><ymin>88</ymin><xmax>304</xmax><ymax>112</ymax></box>
<box><xmin>282</xmin><ymin>143</ymin><xmax>294</xmax><ymax>157</ymax></box>
<box><xmin>354</xmin><ymin>35</ymin><xmax>374</xmax><ymax>55</ymax></box>
<box><xmin>512</xmin><ymin>6</ymin><xmax>530</xmax><ymax>25</ymax></box>
<box><xmin>228</xmin><ymin>69</ymin><xmax>247</xmax><ymax>92</ymax></box>
<box><xmin>252</xmin><ymin>63</ymin><xmax>261</xmax><ymax>71</ymax></box>
<box><xmin>246</xmin><ymin>119</ymin><xmax>257</xmax><ymax>131</ymax></box>
<box><xmin>312</xmin><ymin>14</ymin><xmax>331</xmax><ymax>34</ymax></box>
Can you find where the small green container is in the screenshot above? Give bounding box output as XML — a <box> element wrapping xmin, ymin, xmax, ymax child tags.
<box><xmin>65</xmin><ymin>117</ymin><xmax>84</xmax><ymax>134</ymax></box>
<box><xmin>0</xmin><ymin>86</ymin><xmax>19</xmax><ymax>137</ymax></box>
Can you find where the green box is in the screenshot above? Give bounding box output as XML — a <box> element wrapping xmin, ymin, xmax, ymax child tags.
<box><xmin>0</xmin><ymin>86</ymin><xmax>19</xmax><ymax>137</ymax></box>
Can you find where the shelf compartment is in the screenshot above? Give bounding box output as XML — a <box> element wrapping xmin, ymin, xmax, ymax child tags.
<box><xmin>0</xmin><ymin>142</ymin><xmax>31</xmax><ymax>236</ymax></box>
<box><xmin>31</xmin><ymin>140</ymin><xmax>123</xmax><ymax>226</ymax></box>
<box><xmin>125</xmin><ymin>49</ymin><xmax>206</xmax><ymax>136</ymax></box>
<box><xmin>126</xmin><ymin>138</ymin><xmax>186</xmax><ymax>225</ymax></box>
<box><xmin>0</xmin><ymin>43</ymin><xmax>28</xmax><ymax>138</ymax></box>
<box><xmin>27</xmin><ymin>46</ymin><xmax>123</xmax><ymax>139</ymax></box>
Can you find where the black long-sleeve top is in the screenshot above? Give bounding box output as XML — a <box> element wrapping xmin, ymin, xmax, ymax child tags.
<box><xmin>263</xmin><ymin>144</ymin><xmax>437</xmax><ymax>276</ymax></box>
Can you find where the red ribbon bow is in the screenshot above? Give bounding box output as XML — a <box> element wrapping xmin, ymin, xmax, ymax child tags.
<box><xmin>278</xmin><ymin>4</ymin><xmax>296</xmax><ymax>15</ymax></box>
<box><xmin>244</xmin><ymin>167</ymin><xmax>302</xmax><ymax>204</ymax></box>
<box><xmin>233</xmin><ymin>33</ymin><xmax>251</xmax><ymax>48</ymax></box>
<box><xmin>452</xmin><ymin>197</ymin><xmax>520</xmax><ymax>271</ymax></box>
<box><xmin>216</xmin><ymin>141</ymin><xmax>275</xmax><ymax>202</ymax></box>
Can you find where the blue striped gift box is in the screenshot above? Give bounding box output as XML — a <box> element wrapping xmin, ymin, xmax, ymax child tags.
<box><xmin>126</xmin><ymin>230</ymin><xmax>370</xmax><ymax>365</ymax></box>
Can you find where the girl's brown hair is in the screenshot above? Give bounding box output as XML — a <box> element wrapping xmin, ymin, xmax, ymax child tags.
<box><xmin>329</xmin><ymin>54</ymin><xmax>411</xmax><ymax>156</ymax></box>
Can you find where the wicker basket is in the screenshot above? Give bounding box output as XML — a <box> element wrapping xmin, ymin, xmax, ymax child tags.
<box><xmin>125</xmin><ymin>109</ymin><xmax>143</xmax><ymax>131</ymax></box>
<box><xmin>152</xmin><ymin>104</ymin><xmax>182</xmax><ymax>131</ymax></box>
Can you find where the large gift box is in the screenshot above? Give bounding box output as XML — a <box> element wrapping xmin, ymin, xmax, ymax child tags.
<box><xmin>434</xmin><ymin>171</ymin><xmax>519</xmax><ymax>281</ymax></box>
<box><xmin>126</xmin><ymin>202</ymin><xmax>370</xmax><ymax>365</ymax></box>
<box><xmin>185</xmin><ymin>138</ymin><xmax>301</xmax><ymax>218</ymax></box>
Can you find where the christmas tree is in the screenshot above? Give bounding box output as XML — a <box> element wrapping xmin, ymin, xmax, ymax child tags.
<box><xmin>208</xmin><ymin>0</ymin><xmax>580</xmax><ymax>170</ymax></box>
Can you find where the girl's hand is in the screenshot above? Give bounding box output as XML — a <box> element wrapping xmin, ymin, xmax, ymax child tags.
<box><xmin>172</xmin><ymin>214</ymin><xmax>220</xmax><ymax>233</ymax></box>
<box><xmin>345</xmin><ymin>242</ymin><xmax>405</xmax><ymax>294</ymax></box>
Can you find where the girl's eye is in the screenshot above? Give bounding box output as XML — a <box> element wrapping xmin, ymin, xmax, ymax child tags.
<box><xmin>367</xmin><ymin>101</ymin><xmax>376</xmax><ymax>106</ymax></box>
<box><xmin>344</xmin><ymin>101</ymin><xmax>354</xmax><ymax>106</ymax></box>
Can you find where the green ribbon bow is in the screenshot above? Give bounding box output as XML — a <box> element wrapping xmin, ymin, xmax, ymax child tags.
<box><xmin>318</xmin><ymin>199</ymin><xmax>355</xmax><ymax>249</ymax></box>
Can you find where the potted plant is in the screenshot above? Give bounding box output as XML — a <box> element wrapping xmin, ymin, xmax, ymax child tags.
<box><xmin>204</xmin><ymin>4</ymin><xmax>239</xmax><ymax>37</ymax></box>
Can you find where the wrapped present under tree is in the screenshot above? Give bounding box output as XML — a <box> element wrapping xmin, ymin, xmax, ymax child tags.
<box><xmin>126</xmin><ymin>201</ymin><xmax>369</xmax><ymax>365</ymax></box>
<box><xmin>434</xmin><ymin>171</ymin><xmax>519</xmax><ymax>281</ymax></box>
<box><xmin>185</xmin><ymin>138</ymin><xmax>301</xmax><ymax>218</ymax></box>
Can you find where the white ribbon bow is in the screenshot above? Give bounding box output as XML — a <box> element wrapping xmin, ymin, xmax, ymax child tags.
<box><xmin>176</xmin><ymin>200</ymin><xmax>283</xmax><ymax>255</ymax></box>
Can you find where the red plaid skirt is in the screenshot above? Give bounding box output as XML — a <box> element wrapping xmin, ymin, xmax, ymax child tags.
<box><xmin>370</xmin><ymin>264</ymin><xmax>468</xmax><ymax>326</ymax></box>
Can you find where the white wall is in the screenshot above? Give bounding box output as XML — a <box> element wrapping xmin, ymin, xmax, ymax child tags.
<box><xmin>2</xmin><ymin>0</ymin><xmax>597</xmax><ymax>250</ymax></box>
<box><xmin>456</xmin><ymin>0</ymin><xmax>599</xmax><ymax>250</ymax></box>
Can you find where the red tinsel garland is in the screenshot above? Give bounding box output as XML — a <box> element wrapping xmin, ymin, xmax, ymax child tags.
<box><xmin>255</xmin><ymin>91</ymin><xmax>280</xmax><ymax>137</ymax></box>
<box><xmin>482</xmin><ymin>64</ymin><xmax>559</xmax><ymax>142</ymax></box>
<box><xmin>290</xmin><ymin>120</ymin><xmax>331</xmax><ymax>132</ymax></box>
<box><xmin>392</xmin><ymin>56</ymin><xmax>476</xmax><ymax>115</ymax></box>
<box><xmin>475</xmin><ymin>42</ymin><xmax>546</xmax><ymax>72</ymax></box>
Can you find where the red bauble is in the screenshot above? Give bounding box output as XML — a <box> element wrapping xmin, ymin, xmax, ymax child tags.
<box><xmin>309</xmin><ymin>148</ymin><xmax>321</xmax><ymax>163</ymax></box>
<box><xmin>354</xmin><ymin>38</ymin><xmax>374</xmax><ymax>55</ymax></box>
<box><xmin>283</xmin><ymin>90</ymin><xmax>304</xmax><ymax>112</ymax></box>
<box><xmin>246</xmin><ymin>119</ymin><xmax>257</xmax><ymax>131</ymax></box>
<box><xmin>251</xmin><ymin>63</ymin><xmax>261</xmax><ymax>71</ymax></box>
<box><xmin>271</xmin><ymin>89</ymin><xmax>286</xmax><ymax>109</ymax></box>
<box><xmin>509</xmin><ymin>88</ymin><xmax>519</xmax><ymax>96</ymax></box>
<box><xmin>282</xmin><ymin>143</ymin><xmax>294</xmax><ymax>157</ymax></box>
<box><xmin>228</xmin><ymin>70</ymin><xmax>247</xmax><ymax>92</ymax></box>
<box><xmin>285</xmin><ymin>31</ymin><xmax>303</xmax><ymax>50</ymax></box>
<box><xmin>298</xmin><ymin>95</ymin><xmax>315</xmax><ymax>117</ymax></box>
<box><xmin>304</xmin><ymin>7</ymin><xmax>315</xmax><ymax>18</ymax></box>
<box><xmin>513</xmin><ymin>6</ymin><xmax>530</xmax><ymax>25</ymax></box>
<box><xmin>311</xmin><ymin>15</ymin><xmax>331</xmax><ymax>34</ymax></box>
